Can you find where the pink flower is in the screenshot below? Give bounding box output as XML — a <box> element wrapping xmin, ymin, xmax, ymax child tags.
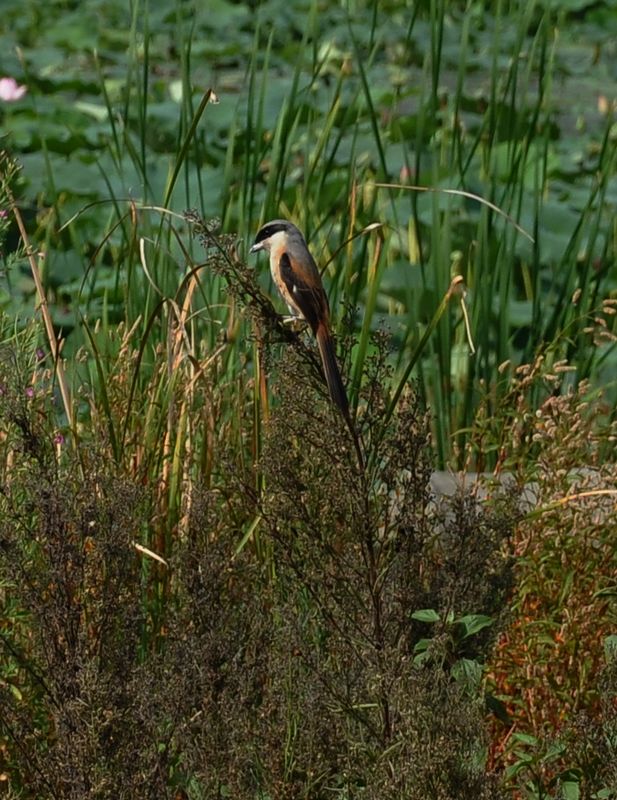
<box><xmin>0</xmin><ymin>77</ymin><xmax>27</xmax><ymax>102</ymax></box>
<box><xmin>399</xmin><ymin>165</ymin><xmax>415</xmax><ymax>184</ymax></box>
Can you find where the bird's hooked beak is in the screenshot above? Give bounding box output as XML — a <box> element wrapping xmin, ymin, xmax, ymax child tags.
<box><xmin>249</xmin><ymin>241</ymin><xmax>264</xmax><ymax>254</ymax></box>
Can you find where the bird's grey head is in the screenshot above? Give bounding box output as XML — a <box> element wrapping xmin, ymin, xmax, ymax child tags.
<box><xmin>249</xmin><ymin>219</ymin><xmax>305</xmax><ymax>254</ymax></box>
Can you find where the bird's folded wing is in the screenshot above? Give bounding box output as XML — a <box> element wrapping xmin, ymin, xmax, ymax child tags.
<box><xmin>279</xmin><ymin>252</ymin><xmax>329</xmax><ymax>333</ymax></box>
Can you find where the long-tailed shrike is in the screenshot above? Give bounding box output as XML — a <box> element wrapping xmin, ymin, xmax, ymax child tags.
<box><xmin>249</xmin><ymin>220</ymin><xmax>349</xmax><ymax>415</ymax></box>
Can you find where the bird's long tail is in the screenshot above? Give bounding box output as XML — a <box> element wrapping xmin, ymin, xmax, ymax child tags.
<box><xmin>315</xmin><ymin>324</ymin><xmax>349</xmax><ymax>416</ymax></box>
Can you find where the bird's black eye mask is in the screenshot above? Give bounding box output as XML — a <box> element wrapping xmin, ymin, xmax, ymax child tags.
<box><xmin>253</xmin><ymin>223</ymin><xmax>288</xmax><ymax>244</ymax></box>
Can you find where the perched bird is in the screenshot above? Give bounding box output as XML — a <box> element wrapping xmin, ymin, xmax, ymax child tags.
<box><xmin>250</xmin><ymin>219</ymin><xmax>349</xmax><ymax>415</ymax></box>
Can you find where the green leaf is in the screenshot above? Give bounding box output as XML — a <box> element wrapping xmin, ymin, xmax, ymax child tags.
<box><xmin>10</xmin><ymin>684</ymin><xmax>23</xmax><ymax>702</ymax></box>
<box><xmin>485</xmin><ymin>693</ymin><xmax>512</xmax><ymax>724</ymax></box>
<box><xmin>456</xmin><ymin>614</ymin><xmax>494</xmax><ymax>639</ymax></box>
<box><xmin>512</xmin><ymin>732</ymin><xmax>538</xmax><ymax>746</ymax></box>
<box><xmin>545</xmin><ymin>743</ymin><xmax>567</xmax><ymax>761</ymax></box>
<box><xmin>451</xmin><ymin>658</ymin><xmax>483</xmax><ymax>688</ymax></box>
<box><xmin>412</xmin><ymin>638</ymin><xmax>433</xmax><ymax>666</ymax></box>
<box><xmin>561</xmin><ymin>778</ymin><xmax>581</xmax><ymax>800</ymax></box>
<box><xmin>411</xmin><ymin>609</ymin><xmax>440</xmax><ymax>623</ymax></box>
<box><xmin>412</xmin><ymin>649</ymin><xmax>431</xmax><ymax>666</ymax></box>
<box><xmin>604</xmin><ymin>634</ymin><xmax>617</xmax><ymax>661</ymax></box>
<box><xmin>505</xmin><ymin>761</ymin><xmax>529</xmax><ymax>779</ymax></box>
<box><xmin>593</xmin><ymin>585</ymin><xmax>617</xmax><ymax>599</ymax></box>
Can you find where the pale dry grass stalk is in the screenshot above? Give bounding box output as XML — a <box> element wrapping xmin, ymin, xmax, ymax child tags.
<box><xmin>7</xmin><ymin>188</ymin><xmax>75</xmax><ymax>440</ymax></box>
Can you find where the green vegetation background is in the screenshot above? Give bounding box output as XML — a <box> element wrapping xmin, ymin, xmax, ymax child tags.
<box><xmin>0</xmin><ymin>0</ymin><xmax>616</xmax><ymax>798</ymax></box>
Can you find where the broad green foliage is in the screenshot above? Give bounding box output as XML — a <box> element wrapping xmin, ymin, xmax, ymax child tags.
<box><xmin>1</xmin><ymin>0</ymin><xmax>616</xmax><ymax>465</ymax></box>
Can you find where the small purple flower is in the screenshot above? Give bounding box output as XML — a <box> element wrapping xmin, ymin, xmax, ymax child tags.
<box><xmin>35</xmin><ymin>348</ymin><xmax>45</xmax><ymax>361</ymax></box>
<box><xmin>0</xmin><ymin>209</ymin><xmax>8</xmax><ymax>218</ymax></box>
<box><xmin>25</xmin><ymin>386</ymin><xmax>34</xmax><ymax>398</ymax></box>
<box><xmin>53</xmin><ymin>433</ymin><xmax>65</xmax><ymax>446</ymax></box>
<box><xmin>0</xmin><ymin>77</ymin><xmax>27</xmax><ymax>102</ymax></box>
